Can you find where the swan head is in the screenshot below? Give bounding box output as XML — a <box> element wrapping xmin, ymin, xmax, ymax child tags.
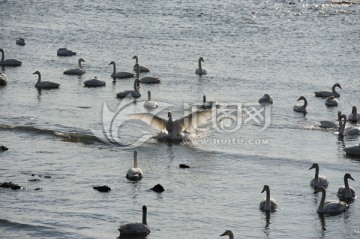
<box><xmin>333</xmin><ymin>83</ymin><xmax>342</xmax><ymax>89</ymax></box>
<box><xmin>297</xmin><ymin>96</ymin><xmax>306</xmax><ymax>101</ymax></box>
<box><xmin>261</xmin><ymin>185</ymin><xmax>270</xmax><ymax>193</ymax></box>
<box><xmin>314</xmin><ymin>186</ymin><xmax>326</xmax><ymax>194</ymax></box>
<box><xmin>0</xmin><ymin>48</ymin><xmax>3</xmax><ymax>53</ymax></box>
<box><xmin>132</xmin><ymin>55</ymin><xmax>138</xmax><ymax>60</ymax></box>
<box><xmin>351</xmin><ymin>106</ymin><xmax>357</xmax><ymax>114</ymax></box>
<box><xmin>168</xmin><ymin>111</ymin><xmax>172</xmax><ymax>118</ymax></box>
<box><xmin>199</xmin><ymin>57</ymin><xmax>204</xmax><ymax>62</ymax></box>
<box><xmin>220</xmin><ymin>230</ymin><xmax>233</xmax><ymax>237</ymax></box>
<box><xmin>79</xmin><ymin>58</ymin><xmax>86</xmax><ymax>63</ymax></box>
<box><xmin>108</xmin><ymin>61</ymin><xmax>115</xmax><ymax>65</ymax></box>
<box><xmin>338</xmin><ymin>113</ymin><xmax>347</xmax><ymax>121</ymax></box>
<box><xmin>203</xmin><ymin>95</ymin><xmax>206</xmax><ymax>102</ymax></box>
<box><xmin>309</xmin><ymin>163</ymin><xmax>319</xmax><ymax>170</ymax></box>
<box><xmin>344</xmin><ymin>173</ymin><xmax>354</xmax><ymax>181</ymax></box>
<box><xmin>33</xmin><ymin>71</ymin><xmax>41</xmax><ymax>75</ymax></box>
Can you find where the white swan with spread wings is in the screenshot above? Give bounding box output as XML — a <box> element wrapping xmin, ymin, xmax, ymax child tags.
<box><xmin>130</xmin><ymin>109</ymin><xmax>213</xmax><ymax>141</ymax></box>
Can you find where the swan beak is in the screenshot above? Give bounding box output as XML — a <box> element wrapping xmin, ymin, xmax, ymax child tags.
<box><xmin>309</xmin><ymin>165</ymin><xmax>314</xmax><ymax>170</ymax></box>
<box><xmin>349</xmin><ymin>175</ymin><xmax>355</xmax><ymax>181</ymax></box>
<box><xmin>261</xmin><ymin>189</ymin><xmax>265</xmax><ymax>193</ymax></box>
<box><xmin>220</xmin><ymin>232</ymin><xmax>226</xmax><ymax>237</ymax></box>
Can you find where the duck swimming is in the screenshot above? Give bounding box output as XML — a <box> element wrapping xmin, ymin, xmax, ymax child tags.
<box><xmin>33</xmin><ymin>71</ymin><xmax>60</xmax><ymax>89</ymax></box>
<box><xmin>63</xmin><ymin>58</ymin><xmax>86</xmax><ymax>75</ymax></box>
<box><xmin>57</xmin><ymin>48</ymin><xmax>76</xmax><ymax>56</ymax></box>
<box><xmin>0</xmin><ymin>48</ymin><xmax>22</xmax><ymax>67</ymax></box>
<box><xmin>16</xmin><ymin>38</ymin><xmax>26</xmax><ymax>46</ymax></box>
<box><xmin>134</xmin><ymin>63</ymin><xmax>160</xmax><ymax>84</ymax></box>
<box><xmin>314</xmin><ymin>186</ymin><xmax>348</xmax><ymax>214</ymax></box>
<box><xmin>325</xmin><ymin>96</ymin><xmax>338</xmax><ymax>106</ymax></box>
<box><xmin>314</xmin><ymin>83</ymin><xmax>342</xmax><ymax>98</ymax></box>
<box><xmin>344</xmin><ymin>143</ymin><xmax>360</xmax><ymax>156</ymax></box>
<box><xmin>337</xmin><ymin>173</ymin><xmax>356</xmax><ymax>201</ymax></box>
<box><xmin>309</xmin><ymin>163</ymin><xmax>329</xmax><ymax>188</ymax></box>
<box><xmin>348</xmin><ymin>106</ymin><xmax>360</xmax><ymax>122</ymax></box>
<box><xmin>259</xmin><ymin>94</ymin><xmax>273</xmax><ymax>105</ymax></box>
<box><xmin>195</xmin><ymin>57</ymin><xmax>207</xmax><ymax>76</ymax></box>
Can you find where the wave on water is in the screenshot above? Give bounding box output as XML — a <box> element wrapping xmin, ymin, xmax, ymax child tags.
<box><xmin>0</xmin><ymin>123</ymin><xmax>103</xmax><ymax>145</ymax></box>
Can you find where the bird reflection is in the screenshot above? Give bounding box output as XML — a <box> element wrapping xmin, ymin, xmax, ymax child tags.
<box><xmin>318</xmin><ymin>213</ymin><xmax>326</xmax><ymax>231</ymax></box>
<box><xmin>263</xmin><ymin>211</ymin><xmax>271</xmax><ymax>236</ymax></box>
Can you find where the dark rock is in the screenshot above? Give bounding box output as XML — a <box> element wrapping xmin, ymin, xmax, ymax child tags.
<box><xmin>151</xmin><ymin>184</ymin><xmax>165</xmax><ymax>193</ymax></box>
<box><xmin>93</xmin><ymin>185</ymin><xmax>111</xmax><ymax>192</ymax></box>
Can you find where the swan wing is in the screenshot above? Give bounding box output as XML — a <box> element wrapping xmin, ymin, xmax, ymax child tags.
<box><xmin>130</xmin><ymin>113</ymin><xmax>167</xmax><ymax>131</ymax></box>
<box><xmin>176</xmin><ymin>109</ymin><xmax>212</xmax><ymax>131</ymax></box>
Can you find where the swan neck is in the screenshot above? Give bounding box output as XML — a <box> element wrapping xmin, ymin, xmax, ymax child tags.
<box><xmin>148</xmin><ymin>91</ymin><xmax>151</xmax><ymax>101</ymax></box>
<box><xmin>134</xmin><ymin>80</ymin><xmax>139</xmax><ymax>92</ymax></box>
<box><xmin>265</xmin><ymin>189</ymin><xmax>271</xmax><ymax>209</ymax></box>
<box><xmin>133</xmin><ymin>151</ymin><xmax>138</xmax><ymax>168</ymax></box>
<box><xmin>318</xmin><ymin>189</ymin><xmax>326</xmax><ymax>212</ymax></box>
<box><xmin>303</xmin><ymin>98</ymin><xmax>308</xmax><ymax>108</ymax></box>
<box><xmin>344</xmin><ymin>176</ymin><xmax>350</xmax><ymax>190</ymax></box>
<box><xmin>142</xmin><ymin>207</ymin><xmax>147</xmax><ymax>225</ymax></box>
<box><xmin>37</xmin><ymin>73</ymin><xmax>41</xmax><ymax>83</ymax></box>
<box><xmin>78</xmin><ymin>60</ymin><xmax>83</xmax><ymax>68</ymax></box>
<box><xmin>314</xmin><ymin>166</ymin><xmax>319</xmax><ymax>180</ymax></box>
<box><xmin>198</xmin><ymin>59</ymin><xmax>202</xmax><ymax>70</ymax></box>
<box><xmin>339</xmin><ymin>117</ymin><xmax>346</xmax><ymax>136</ymax></box>
<box><xmin>112</xmin><ymin>63</ymin><xmax>116</xmax><ymax>75</ymax></box>
<box><xmin>0</xmin><ymin>50</ymin><xmax>3</xmax><ymax>62</ymax></box>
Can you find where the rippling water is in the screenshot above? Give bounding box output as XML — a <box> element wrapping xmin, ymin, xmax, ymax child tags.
<box><xmin>1</xmin><ymin>0</ymin><xmax>360</xmax><ymax>238</ymax></box>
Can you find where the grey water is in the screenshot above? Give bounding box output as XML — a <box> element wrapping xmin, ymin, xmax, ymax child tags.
<box><xmin>0</xmin><ymin>0</ymin><xmax>360</xmax><ymax>238</ymax></box>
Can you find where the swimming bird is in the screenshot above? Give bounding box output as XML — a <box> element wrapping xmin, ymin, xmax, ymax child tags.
<box><xmin>126</xmin><ymin>150</ymin><xmax>143</xmax><ymax>180</ymax></box>
<box><xmin>33</xmin><ymin>71</ymin><xmax>60</xmax><ymax>89</ymax></box>
<box><xmin>0</xmin><ymin>48</ymin><xmax>22</xmax><ymax>66</ymax></box>
<box><xmin>116</xmin><ymin>79</ymin><xmax>141</xmax><ymax>98</ymax></box>
<box><xmin>314</xmin><ymin>186</ymin><xmax>348</xmax><ymax>214</ymax></box>
<box><xmin>320</xmin><ymin>111</ymin><xmax>341</xmax><ymax>129</ymax></box>
<box><xmin>348</xmin><ymin>106</ymin><xmax>360</xmax><ymax>122</ymax></box>
<box><xmin>130</xmin><ymin>109</ymin><xmax>213</xmax><ymax>141</ymax></box>
<box><xmin>220</xmin><ymin>230</ymin><xmax>234</xmax><ymax>239</ymax></box>
<box><xmin>118</xmin><ymin>205</ymin><xmax>150</xmax><ymax>236</ymax></box>
<box><xmin>293</xmin><ymin>96</ymin><xmax>307</xmax><ymax>113</ymax></box>
<box><xmin>144</xmin><ymin>91</ymin><xmax>158</xmax><ymax>109</ymax></box>
<box><xmin>83</xmin><ymin>76</ymin><xmax>106</xmax><ymax>87</ymax></box>
<box><xmin>109</xmin><ymin>61</ymin><xmax>134</xmax><ymax>79</ymax></box>
<box><xmin>259</xmin><ymin>94</ymin><xmax>273</xmax><ymax>105</ymax></box>
<box><xmin>309</xmin><ymin>163</ymin><xmax>329</xmax><ymax>188</ymax></box>
<box><xmin>16</xmin><ymin>38</ymin><xmax>26</xmax><ymax>46</ymax></box>
<box><xmin>337</xmin><ymin>173</ymin><xmax>356</xmax><ymax>201</ymax></box>
<box><xmin>133</xmin><ymin>63</ymin><xmax>160</xmax><ymax>84</ymax></box>
<box><xmin>93</xmin><ymin>185</ymin><xmax>111</xmax><ymax>192</ymax></box>
<box><xmin>344</xmin><ymin>143</ymin><xmax>360</xmax><ymax>156</ymax></box>
<box><xmin>195</xmin><ymin>57</ymin><xmax>207</xmax><ymax>76</ymax></box>
<box><xmin>197</xmin><ymin>95</ymin><xmax>217</xmax><ymax>110</ymax></box>
<box><xmin>0</xmin><ymin>73</ymin><xmax>8</xmax><ymax>86</ymax></box>
<box><xmin>57</xmin><ymin>48</ymin><xmax>76</xmax><ymax>56</ymax></box>
<box><xmin>314</xmin><ymin>83</ymin><xmax>342</xmax><ymax>98</ymax></box>
<box><xmin>63</xmin><ymin>58</ymin><xmax>86</xmax><ymax>75</ymax></box>
<box><xmin>0</xmin><ymin>145</ymin><xmax>8</xmax><ymax>152</ymax></box>
<box><xmin>151</xmin><ymin>184</ymin><xmax>165</xmax><ymax>192</ymax></box>
<box><xmin>325</xmin><ymin>96</ymin><xmax>338</xmax><ymax>106</ymax></box>
<box><xmin>132</xmin><ymin>55</ymin><xmax>150</xmax><ymax>72</ymax></box>
<box><xmin>338</xmin><ymin>114</ymin><xmax>360</xmax><ymax>137</ymax></box>
<box><xmin>259</xmin><ymin>185</ymin><xmax>278</xmax><ymax>212</ymax></box>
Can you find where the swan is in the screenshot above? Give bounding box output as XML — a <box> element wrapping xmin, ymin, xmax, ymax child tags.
<box><xmin>314</xmin><ymin>186</ymin><xmax>348</xmax><ymax>214</ymax></box>
<box><xmin>344</xmin><ymin>143</ymin><xmax>360</xmax><ymax>156</ymax></box>
<box><xmin>116</xmin><ymin>79</ymin><xmax>141</xmax><ymax>98</ymax></box>
<box><xmin>0</xmin><ymin>73</ymin><xmax>8</xmax><ymax>86</ymax></box>
<box><xmin>130</xmin><ymin>109</ymin><xmax>213</xmax><ymax>141</ymax></box>
<box><xmin>348</xmin><ymin>106</ymin><xmax>360</xmax><ymax>122</ymax></box>
<box><xmin>63</xmin><ymin>58</ymin><xmax>86</xmax><ymax>75</ymax></box>
<box><xmin>220</xmin><ymin>230</ymin><xmax>234</xmax><ymax>239</ymax></box>
<box><xmin>83</xmin><ymin>76</ymin><xmax>106</xmax><ymax>87</ymax></box>
<box><xmin>320</xmin><ymin>111</ymin><xmax>341</xmax><ymax>129</ymax></box>
<box><xmin>118</xmin><ymin>205</ymin><xmax>150</xmax><ymax>236</ymax></box>
<box><xmin>16</xmin><ymin>38</ymin><xmax>26</xmax><ymax>46</ymax></box>
<box><xmin>338</xmin><ymin>114</ymin><xmax>360</xmax><ymax>137</ymax></box>
<box><xmin>109</xmin><ymin>61</ymin><xmax>134</xmax><ymax>79</ymax></box>
<box><xmin>126</xmin><ymin>150</ymin><xmax>143</xmax><ymax>180</ymax></box>
<box><xmin>309</xmin><ymin>163</ymin><xmax>329</xmax><ymax>188</ymax></box>
<box><xmin>57</xmin><ymin>48</ymin><xmax>76</xmax><ymax>56</ymax></box>
<box><xmin>0</xmin><ymin>48</ymin><xmax>22</xmax><ymax>67</ymax></box>
<box><xmin>314</xmin><ymin>83</ymin><xmax>342</xmax><ymax>98</ymax></box>
<box><xmin>259</xmin><ymin>185</ymin><xmax>278</xmax><ymax>212</ymax></box>
<box><xmin>196</xmin><ymin>95</ymin><xmax>217</xmax><ymax>110</ymax></box>
<box><xmin>293</xmin><ymin>96</ymin><xmax>307</xmax><ymax>113</ymax></box>
<box><xmin>33</xmin><ymin>71</ymin><xmax>60</xmax><ymax>89</ymax></box>
<box><xmin>144</xmin><ymin>91</ymin><xmax>158</xmax><ymax>109</ymax></box>
<box><xmin>325</xmin><ymin>96</ymin><xmax>338</xmax><ymax>106</ymax></box>
<box><xmin>259</xmin><ymin>94</ymin><xmax>273</xmax><ymax>105</ymax></box>
<box><xmin>195</xmin><ymin>57</ymin><xmax>207</xmax><ymax>76</ymax></box>
<box><xmin>337</xmin><ymin>173</ymin><xmax>356</xmax><ymax>201</ymax></box>
<box><xmin>133</xmin><ymin>63</ymin><xmax>160</xmax><ymax>84</ymax></box>
<box><xmin>132</xmin><ymin>55</ymin><xmax>150</xmax><ymax>72</ymax></box>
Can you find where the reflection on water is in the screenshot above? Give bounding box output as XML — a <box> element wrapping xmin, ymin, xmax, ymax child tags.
<box><xmin>263</xmin><ymin>211</ymin><xmax>271</xmax><ymax>236</ymax></box>
<box><xmin>318</xmin><ymin>213</ymin><xmax>326</xmax><ymax>232</ymax></box>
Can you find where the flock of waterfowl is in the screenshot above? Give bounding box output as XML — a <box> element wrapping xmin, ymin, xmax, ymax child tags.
<box><xmin>1</xmin><ymin>39</ymin><xmax>359</xmax><ymax>239</ymax></box>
